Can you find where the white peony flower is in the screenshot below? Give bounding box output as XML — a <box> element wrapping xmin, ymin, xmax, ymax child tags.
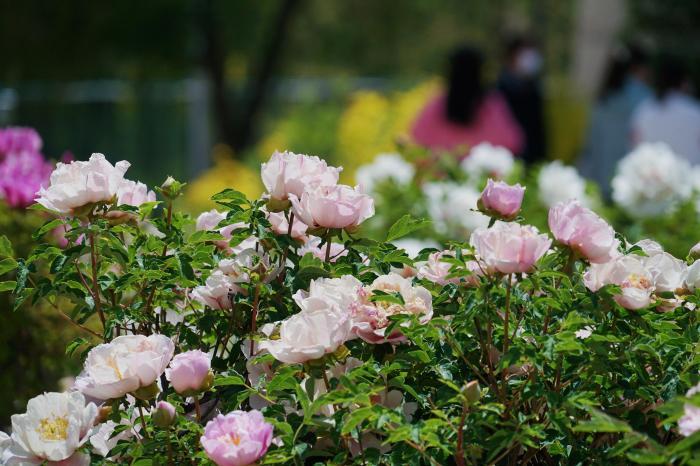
<box><xmin>258</xmin><ymin>298</ymin><xmax>352</xmax><ymax>364</ymax></box>
<box><xmin>423</xmin><ymin>181</ymin><xmax>489</xmax><ymax>237</ymax></box>
<box><xmin>643</xmin><ymin>252</ymin><xmax>687</xmax><ymax>293</ymax></box>
<box><xmin>584</xmin><ymin>255</ymin><xmax>655</xmax><ymax>310</ymax></box>
<box><xmin>685</xmin><ymin>261</ymin><xmax>700</xmax><ymax>291</ymax></box>
<box><xmin>6</xmin><ymin>391</ymin><xmax>97</xmax><ymax>464</ymax></box>
<box><xmin>460</xmin><ymin>143</ymin><xmax>514</xmax><ymax>180</ymax></box>
<box><xmin>293</xmin><ymin>275</ymin><xmax>363</xmax><ymax>314</ymax></box>
<box><xmin>538</xmin><ymin>161</ymin><xmax>590</xmax><ymax>208</ymax></box>
<box><xmin>298</xmin><ymin>236</ymin><xmax>348</xmax><ymax>262</ymax></box>
<box><xmin>679</xmin><ymin>382</ymin><xmax>700</xmax><ymax>437</ymax></box>
<box><xmin>612</xmin><ymin>142</ymin><xmax>693</xmax><ymax>218</ymax></box>
<box><xmin>116</xmin><ymin>179</ymin><xmax>156</xmax><ymax>208</ymax></box>
<box><xmin>190</xmin><ymin>270</ymin><xmax>242</xmax><ymax>310</ymax></box>
<box><xmin>36</xmin><ymin>153</ymin><xmax>130</xmax><ymax>214</ymax></box>
<box><xmin>355</xmin><ymin>153</ymin><xmax>415</xmax><ymax>193</ymax></box>
<box><xmin>195</xmin><ymin>209</ymin><xmax>254</xmax><ymax>255</ymax></box>
<box><xmin>75</xmin><ymin>334</ymin><xmax>175</xmax><ymax>400</ymax></box>
<box><xmin>261</xmin><ymin>150</ymin><xmax>341</xmax><ymax>201</ymax></box>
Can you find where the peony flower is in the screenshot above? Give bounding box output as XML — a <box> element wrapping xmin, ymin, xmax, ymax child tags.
<box><xmin>0</xmin><ymin>150</ymin><xmax>53</xmax><ymax>208</ymax></box>
<box><xmin>0</xmin><ymin>126</ymin><xmax>42</xmax><ymax>159</ymax></box>
<box><xmin>685</xmin><ymin>261</ymin><xmax>700</xmax><ymax>291</ymax></box>
<box><xmin>548</xmin><ymin>200</ymin><xmax>619</xmax><ymax>263</ymax></box>
<box><xmin>290</xmin><ymin>184</ymin><xmax>374</xmax><ymax>230</ymax></box>
<box><xmin>298</xmin><ymin>236</ymin><xmax>348</xmax><ymax>262</ymax></box>
<box><xmin>460</xmin><ymin>143</ymin><xmax>514</xmax><ymax>180</ymax></box>
<box><xmin>537</xmin><ymin>161</ymin><xmax>590</xmax><ymax>208</ymax></box>
<box><xmin>195</xmin><ymin>209</ymin><xmax>254</xmax><ymax>254</ymax></box>
<box><xmin>6</xmin><ymin>391</ymin><xmax>97</xmax><ymax>464</ymax></box>
<box><xmin>201</xmin><ymin>410</ymin><xmax>273</xmax><ymax>466</ymax></box>
<box><xmin>166</xmin><ymin>350</ymin><xmax>213</xmax><ymax>395</ymax></box>
<box><xmin>612</xmin><ymin>142</ymin><xmax>692</xmax><ymax>217</ymax></box>
<box><xmin>191</xmin><ymin>270</ymin><xmax>242</xmax><ymax>310</ymax></box>
<box><xmin>116</xmin><ymin>179</ymin><xmax>156</xmax><ymax>208</ymax></box>
<box><xmin>259</xmin><ymin>298</ymin><xmax>352</xmax><ymax>364</ymax></box>
<box><xmin>583</xmin><ymin>255</ymin><xmax>654</xmax><ymax>310</ymax></box>
<box><xmin>422</xmin><ymin>181</ymin><xmax>489</xmax><ymax>236</ymax></box>
<box><xmin>679</xmin><ymin>383</ymin><xmax>700</xmax><ymax>437</ymax></box>
<box><xmin>90</xmin><ymin>417</ymin><xmax>140</xmax><ymax>458</ymax></box>
<box><xmin>266</xmin><ymin>210</ymin><xmax>307</xmax><ymax>240</ymax></box>
<box><xmin>293</xmin><ymin>275</ymin><xmax>363</xmax><ymax>314</ymax></box>
<box><xmin>574</xmin><ymin>326</ymin><xmax>595</xmax><ymax>339</ymax></box>
<box><xmin>644</xmin><ymin>252</ymin><xmax>687</xmax><ymax>293</ymax></box>
<box><xmin>351</xmin><ymin>273</ymin><xmax>433</xmax><ymax>344</ymax></box>
<box><xmin>75</xmin><ymin>334</ymin><xmax>175</xmax><ymax>400</ymax></box>
<box><xmin>690</xmin><ymin>242</ymin><xmax>700</xmax><ymax>259</ymax></box>
<box><xmin>470</xmin><ymin>221</ymin><xmax>551</xmax><ymax>274</ymax></box>
<box><xmin>152</xmin><ymin>401</ymin><xmax>177</xmax><ymax>428</ymax></box>
<box><xmin>217</xmin><ymin>248</ymin><xmax>281</xmax><ymax>285</ymax></box>
<box><xmin>261</xmin><ymin>150</ymin><xmax>341</xmax><ymax>202</ymax></box>
<box><xmin>633</xmin><ymin>239</ymin><xmax>665</xmax><ymax>257</ymax></box>
<box><xmin>417</xmin><ymin>251</ymin><xmax>481</xmax><ymax>286</ymax></box>
<box><xmin>36</xmin><ymin>153</ymin><xmax>130</xmax><ymax>214</ymax></box>
<box><xmin>478</xmin><ymin>179</ymin><xmax>525</xmax><ymax>219</ymax></box>
<box><xmin>355</xmin><ymin>152</ymin><xmax>415</xmax><ymax>193</ymax></box>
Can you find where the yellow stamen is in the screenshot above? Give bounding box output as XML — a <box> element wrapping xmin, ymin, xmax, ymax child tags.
<box><xmin>36</xmin><ymin>416</ymin><xmax>69</xmax><ymax>441</ymax></box>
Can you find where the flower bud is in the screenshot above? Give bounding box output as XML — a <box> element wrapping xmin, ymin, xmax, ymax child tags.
<box><xmin>132</xmin><ymin>381</ymin><xmax>161</xmax><ymax>401</ymax></box>
<box><xmin>165</xmin><ymin>350</ymin><xmax>213</xmax><ymax>396</ymax></box>
<box><xmin>462</xmin><ymin>380</ymin><xmax>481</xmax><ymax>405</ymax></box>
<box><xmin>152</xmin><ymin>401</ymin><xmax>177</xmax><ymax>428</ymax></box>
<box><xmin>159</xmin><ymin>176</ymin><xmax>185</xmax><ymax>200</ymax></box>
<box><xmin>478</xmin><ymin>179</ymin><xmax>525</xmax><ymax>219</ymax></box>
<box><xmin>690</xmin><ymin>242</ymin><xmax>700</xmax><ymax>260</ymax></box>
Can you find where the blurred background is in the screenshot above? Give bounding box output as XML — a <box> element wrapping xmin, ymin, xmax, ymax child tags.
<box><xmin>2</xmin><ymin>0</ymin><xmax>700</xmax><ymax>425</ymax></box>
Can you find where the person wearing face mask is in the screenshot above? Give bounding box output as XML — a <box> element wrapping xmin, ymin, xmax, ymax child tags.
<box><xmin>497</xmin><ymin>36</ymin><xmax>547</xmax><ymax>166</ymax></box>
<box><xmin>411</xmin><ymin>45</ymin><xmax>523</xmax><ymax>158</ymax></box>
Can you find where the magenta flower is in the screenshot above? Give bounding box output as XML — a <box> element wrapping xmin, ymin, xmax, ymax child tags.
<box><xmin>478</xmin><ymin>179</ymin><xmax>525</xmax><ymax>219</ymax></box>
<box><xmin>0</xmin><ymin>151</ymin><xmax>52</xmax><ymax>208</ymax></box>
<box><xmin>165</xmin><ymin>349</ymin><xmax>213</xmax><ymax>395</ymax></box>
<box><xmin>0</xmin><ymin>127</ymin><xmax>42</xmax><ymax>159</ymax></box>
<box><xmin>201</xmin><ymin>410</ymin><xmax>273</xmax><ymax>466</ymax></box>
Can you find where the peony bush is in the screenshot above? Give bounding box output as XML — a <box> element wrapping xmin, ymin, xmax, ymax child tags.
<box><xmin>2</xmin><ymin>146</ymin><xmax>700</xmax><ymax>465</ymax></box>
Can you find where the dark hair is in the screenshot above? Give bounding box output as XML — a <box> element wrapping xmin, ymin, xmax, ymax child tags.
<box><xmin>503</xmin><ymin>35</ymin><xmax>536</xmax><ymax>61</ymax></box>
<box><xmin>446</xmin><ymin>46</ymin><xmax>484</xmax><ymax>125</ymax></box>
<box><xmin>654</xmin><ymin>55</ymin><xmax>686</xmax><ymax>99</ymax></box>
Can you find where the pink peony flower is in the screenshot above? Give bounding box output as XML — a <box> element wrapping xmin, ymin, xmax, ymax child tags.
<box><xmin>191</xmin><ymin>271</ymin><xmax>243</xmax><ymax>310</ymax></box>
<box><xmin>351</xmin><ymin>273</ymin><xmax>433</xmax><ymax>344</ymax></box>
<box><xmin>166</xmin><ymin>350</ymin><xmax>212</xmax><ymax>395</ymax></box>
<box><xmin>74</xmin><ymin>334</ymin><xmax>174</xmax><ymax>400</ymax></box>
<box><xmin>261</xmin><ymin>150</ymin><xmax>341</xmax><ymax>202</ymax></box>
<box><xmin>152</xmin><ymin>401</ymin><xmax>177</xmax><ymax>428</ymax></box>
<box><xmin>116</xmin><ymin>179</ymin><xmax>156</xmax><ymax>208</ymax></box>
<box><xmin>290</xmin><ymin>184</ymin><xmax>374</xmax><ymax>230</ymax></box>
<box><xmin>195</xmin><ymin>209</ymin><xmax>254</xmax><ymax>254</ymax></box>
<box><xmin>201</xmin><ymin>410</ymin><xmax>273</xmax><ymax>466</ymax></box>
<box><xmin>298</xmin><ymin>236</ymin><xmax>348</xmax><ymax>262</ymax></box>
<box><xmin>679</xmin><ymin>383</ymin><xmax>700</xmax><ymax>437</ymax></box>
<box><xmin>0</xmin><ymin>151</ymin><xmax>52</xmax><ymax>208</ymax></box>
<box><xmin>266</xmin><ymin>210</ymin><xmax>308</xmax><ymax>239</ymax></box>
<box><xmin>478</xmin><ymin>179</ymin><xmax>525</xmax><ymax>219</ymax></box>
<box><xmin>548</xmin><ymin>200</ymin><xmax>619</xmax><ymax>263</ymax></box>
<box><xmin>470</xmin><ymin>221</ymin><xmax>551</xmax><ymax>274</ymax></box>
<box><xmin>583</xmin><ymin>255</ymin><xmax>654</xmax><ymax>310</ymax></box>
<box><xmin>417</xmin><ymin>251</ymin><xmax>481</xmax><ymax>286</ymax></box>
<box><xmin>0</xmin><ymin>126</ymin><xmax>42</xmax><ymax>159</ymax></box>
<box><xmin>36</xmin><ymin>153</ymin><xmax>130</xmax><ymax>214</ymax></box>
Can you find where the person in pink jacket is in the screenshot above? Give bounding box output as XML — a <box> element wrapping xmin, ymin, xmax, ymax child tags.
<box><xmin>411</xmin><ymin>46</ymin><xmax>524</xmax><ymax>159</ymax></box>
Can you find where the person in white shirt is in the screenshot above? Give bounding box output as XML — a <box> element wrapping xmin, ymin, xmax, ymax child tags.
<box><xmin>630</xmin><ymin>57</ymin><xmax>700</xmax><ymax>164</ymax></box>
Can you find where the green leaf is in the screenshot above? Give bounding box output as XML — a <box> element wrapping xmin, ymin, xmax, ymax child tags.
<box><xmin>214</xmin><ymin>374</ymin><xmax>246</xmax><ymax>387</ymax></box>
<box><xmin>211</xmin><ymin>188</ymin><xmax>249</xmax><ymax>205</ymax></box>
<box><xmin>0</xmin><ymin>235</ymin><xmax>13</xmax><ymax>258</ymax></box>
<box><xmin>0</xmin><ymin>281</ymin><xmax>16</xmax><ymax>292</ymax></box>
<box><xmin>66</xmin><ymin>337</ymin><xmax>89</xmax><ymax>357</ymax></box>
<box><xmin>573</xmin><ymin>408</ymin><xmax>632</xmax><ymax>433</ymax></box>
<box><xmin>189</xmin><ymin>230</ymin><xmax>225</xmax><ymax>243</ymax></box>
<box><xmin>386</xmin><ymin>215</ymin><xmax>431</xmax><ymax>242</ymax></box>
<box><xmin>32</xmin><ymin>218</ymin><xmax>64</xmax><ymax>241</ymax></box>
<box><xmin>0</xmin><ymin>258</ymin><xmax>17</xmax><ymax>276</ymax></box>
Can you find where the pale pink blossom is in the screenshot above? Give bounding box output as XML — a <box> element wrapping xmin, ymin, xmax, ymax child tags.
<box><xmin>584</xmin><ymin>255</ymin><xmax>654</xmax><ymax>310</ymax></box>
<box><xmin>548</xmin><ymin>200</ymin><xmax>619</xmax><ymax>263</ymax></box>
<box><xmin>200</xmin><ymin>410</ymin><xmax>273</xmax><ymax>466</ymax></box>
<box><xmin>478</xmin><ymin>179</ymin><xmax>525</xmax><ymax>219</ymax></box>
<box><xmin>36</xmin><ymin>153</ymin><xmax>130</xmax><ymax>214</ymax></box>
<box><xmin>293</xmin><ymin>275</ymin><xmax>362</xmax><ymax>313</ymax></box>
<box><xmin>470</xmin><ymin>221</ymin><xmax>551</xmax><ymax>274</ymax></box>
<box><xmin>266</xmin><ymin>210</ymin><xmax>307</xmax><ymax>239</ymax></box>
<box><xmin>417</xmin><ymin>251</ymin><xmax>481</xmax><ymax>286</ymax></box>
<box><xmin>290</xmin><ymin>184</ymin><xmax>374</xmax><ymax>230</ymax></box>
<box><xmin>351</xmin><ymin>273</ymin><xmax>433</xmax><ymax>344</ymax></box>
<box><xmin>261</xmin><ymin>150</ymin><xmax>341</xmax><ymax>201</ymax></box>
<box><xmin>298</xmin><ymin>236</ymin><xmax>348</xmax><ymax>262</ymax></box>
<box><xmin>679</xmin><ymin>383</ymin><xmax>700</xmax><ymax>437</ymax></box>
<box><xmin>191</xmin><ymin>271</ymin><xmax>242</xmax><ymax>310</ymax></box>
<box><xmin>195</xmin><ymin>209</ymin><xmax>253</xmax><ymax>253</ymax></box>
<box><xmin>75</xmin><ymin>335</ymin><xmax>175</xmax><ymax>400</ymax></box>
<box><xmin>166</xmin><ymin>350</ymin><xmax>213</xmax><ymax>395</ymax></box>
<box><xmin>116</xmin><ymin>179</ymin><xmax>156</xmax><ymax>208</ymax></box>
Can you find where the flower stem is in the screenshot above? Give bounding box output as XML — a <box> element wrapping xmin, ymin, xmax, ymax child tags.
<box><xmin>325</xmin><ymin>235</ymin><xmax>332</xmax><ymax>262</ymax></box>
<box><xmin>194</xmin><ymin>396</ymin><xmax>201</xmax><ymax>422</ymax></box>
<box><xmin>287</xmin><ymin>211</ymin><xmax>295</xmax><ymax>236</ymax></box>
<box><xmin>89</xmin><ymin>232</ymin><xmax>106</xmax><ymax>329</ymax></box>
<box><xmin>138</xmin><ymin>403</ymin><xmax>150</xmax><ymax>439</ymax></box>
<box><xmin>249</xmin><ymin>285</ymin><xmax>260</xmax><ymax>358</ymax></box>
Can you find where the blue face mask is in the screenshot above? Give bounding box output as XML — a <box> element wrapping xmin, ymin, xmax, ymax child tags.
<box><xmin>515</xmin><ymin>49</ymin><xmax>542</xmax><ymax>77</ymax></box>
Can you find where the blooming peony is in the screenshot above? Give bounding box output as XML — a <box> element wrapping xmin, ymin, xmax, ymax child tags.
<box><xmin>298</xmin><ymin>236</ymin><xmax>348</xmax><ymax>262</ymax></box>
<box><xmin>460</xmin><ymin>143</ymin><xmax>514</xmax><ymax>180</ymax></box>
<box><xmin>0</xmin><ymin>126</ymin><xmax>42</xmax><ymax>159</ymax></box>
<box><xmin>612</xmin><ymin>142</ymin><xmax>692</xmax><ymax>217</ymax></box>
<box><xmin>644</xmin><ymin>252</ymin><xmax>687</xmax><ymax>293</ymax></box>
<box><xmin>191</xmin><ymin>270</ymin><xmax>243</xmax><ymax>310</ymax></box>
<box><xmin>75</xmin><ymin>334</ymin><xmax>175</xmax><ymax>400</ymax></box>
<box><xmin>548</xmin><ymin>200</ymin><xmax>619</xmax><ymax>263</ymax></box>
<box><xmin>290</xmin><ymin>184</ymin><xmax>374</xmax><ymax>230</ymax></box>
<box><xmin>686</xmin><ymin>261</ymin><xmax>700</xmax><ymax>291</ymax></box>
<box><xmin>266</xmin><ymin>210</ymin><xmax>308</xmax><ymax>240</ymax></box>
<box><xmin>679</xmin><ymin>383</ymin><xmax>700</xmax><ymax>437</ymax></box>
<box><xmin>36</xmin><ymin>153</ymin><xmax>130</xmax><ymax>214</ymax></box>
<box><xmin>583</xmin><ymin>255</ymin><xmax>654</xmax><ymax>310</ymax></box>
<box><xmin>195</xmin><ymin>209</ymin><xmax>254</xmax><ymax>254</ymax></box>
<box><xmin>537</xmin><ymin>161</ymin><xmax>590</xmax><ymax>208</ymax></box>
<box><xmin>293</xmin><ymin>275</ymin><xmax>363</xmax><ymax>314</ymax></box>
<box><xmin>6</xmin><ymin>391</ymin><xmax>97</xmax><ymax>464</ymax></box>
<box><xmin>116</xmin><ymin>179</ymin><xmax>156</xmax><ymax>208</ymax></box>
<box><xmin>166</xmin><ymin>350</ymin><xmax>213</xmax><ymax>395</ymax></box>
<box><xmin>261</xmin><ymin>150</ymin><xmax>341</xmax><ymax>202</ymax></box>
<box><xmin>355</xmin><ymin>152</ymin><xmax>415</xmax><ymax>193</ymax></box>
<box><xmin>478</xmin><ymin>179</ymin><xmax>525</xmax><ymax>219</ymax></box>
<box><xmin>470</xmin><ymin>221</ymin><xmax>551</xmax><ymax>274</ymax></box>
<box><xmin>417</xmin><ymin>251</ymin><xmax>481</xmax><ymax>286</ymax></box>
<box><xmin>200</xmin><ymin>410</ymin><xmax>273</xmax><ymax>466</ymax></box>
<box><xmin>0</xmin><ymin>151</ymin><xmax>53</xmax><ymax>208</ymax></box>
<box><xmin>423</xmin><ymin>181</ymin><xmax>489</xmax><ymax>236</ymax></box>
<box><xmin>259</xmin><ymin>298</ymin><xmax>352</xmax><ymax>364</ymax></box>
<box><xmin>351</xmin><ymin>273</ymin><xmax>433</xmax><ymax>343</ymax></box>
